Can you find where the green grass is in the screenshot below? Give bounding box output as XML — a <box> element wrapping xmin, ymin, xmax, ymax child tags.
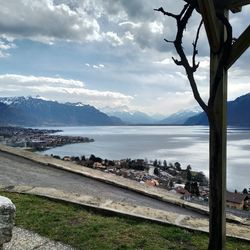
<box><xmin>1</xmin><ymin>191</ymin><xmax>250</xmax><ymax>250</ymax></box>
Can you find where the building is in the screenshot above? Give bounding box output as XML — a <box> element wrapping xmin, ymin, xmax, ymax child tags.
<box><xmin>226</xmin><ymin>191</ymin><xmax>250</xmax><ymax>210</ymax></box>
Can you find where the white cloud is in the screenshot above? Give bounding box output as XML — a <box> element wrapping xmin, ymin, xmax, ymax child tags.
<box><xmin>0</xmin><ymin>0</ymin><xmax>102</xmax><ymax>44</ymax></box>
<box><xmin>0</xmin><ymin>74</ymin><xmax>84</xmax><ymax>87</ymax></box>
<box><xmin>154</xmin><ymin>58</ymin><xmax>172</xmax><ymax>65</ymax></box>
<box><xmin>149</xmin><ymin>21</ymin><xmax>164</xmax><ymax>34</ymax></box>
<box><xmin>104</xmin><ymin>32</ymin><xmax>124</xmax><ymax>46</ymax></box>
<box><xmin>85</xmin><ymin>63</ymin><xmax>105</xmax><ymax>69</ymax></box>
<box><xmin>0</xmin><ymin>39</ymin><xmax>16</xmax><ymax>57</ymax></box>
<box><xmin>0</xmin><ymin>74</ymin><xmax>133</xmax><ymax>108</ymax></box>
<box><xmin>118</xmin><ymin>21</ymin><xmax>142</xmax><ymax>28</ymax></box>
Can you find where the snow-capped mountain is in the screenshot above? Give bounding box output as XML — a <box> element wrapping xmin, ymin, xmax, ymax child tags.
<box><xmin>159</xmin><ymin>107</ymin><xmax>202</xmax><ymax>125</ymax></box>
<box><xmin>0</xmin><ymin>96</ymin><xmax>123</xmax><ymax>126</ymax></box>
<box><xmin>101</xmin><ymin>106</ymin><xmax>158</xmax><ymax>124</ymax></box>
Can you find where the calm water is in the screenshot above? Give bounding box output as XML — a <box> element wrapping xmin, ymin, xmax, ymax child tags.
<box><xmin>40</xmin><ymin>126</ymin><xmax>250</xmax><ymax>192</ymax></box>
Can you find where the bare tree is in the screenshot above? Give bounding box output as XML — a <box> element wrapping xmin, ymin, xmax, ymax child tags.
<box><xmin>155</xmin><ymin>1</ymin><xmax>233</xmax><ymax>249</ymax></box>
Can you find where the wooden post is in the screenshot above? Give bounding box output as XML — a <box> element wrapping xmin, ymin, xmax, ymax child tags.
<box><xmin>207</xmin><ymin>7</ymin><xmax>229</xmax><ymax>249</ymax></box>
<box><xmin>209</xmin><ymin>25</ymin><xmax>228</xmax><ymax>250</ymax></box>
<box><xmin>197</xmin><ymin>0</ymin><xmax>220</xmax><ymax>53</ymax></box>
<box><xmin>197</xmin><ymin>1</ymin><xmax>228</xmax><ymax>247</ymax></box>
<box><xmin>227</xmin><ymin>25</ymin><xmax>250</xmax><ymax>69</ymax></box>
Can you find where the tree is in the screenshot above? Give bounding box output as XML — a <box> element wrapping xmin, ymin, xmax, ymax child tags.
<box><xmin>154</xmin><ymin>167</ymin><xmax>160</xmax><ymax>176</ymax></box>
<box><xmin>155</xmin><ymin>1</ymin><xmax>250</xmax><ymax>249</ymax></box>
<box><xmin>186</xmin><ymin>165</ymin><xmax>191</xmax><ymax>171</ymax></box>
<box><xmin>174</xmin><ymin>162</ymin><xmax>182</xmax><ymax>171</ymax></box>
<box><xmin>153</xmin><ymin>159</ymin><xmax>158</xmax><ymax>167</ymax></box>
<box><xmin>187</xmin><ymin>168</ymin><xmax>192</xmax><ymax>181</ymax></box>
<box><xmin>163</xmin><ymin>160</ymin><xmax>167</xmax><ymax>168</ymax></box>
<box><xmin>242</xmin><ymin>188</ymin><xmax>248</xmax><ymax>194</ymax></box>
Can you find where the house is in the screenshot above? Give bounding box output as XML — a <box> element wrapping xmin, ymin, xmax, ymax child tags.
<box><xmin>62</xmin><ymin>156</ymin><xmax>71</xmax><ymax>161</ymax></box>
<box><xmin>226</xmin><ymin>191</ymin><xmax>250</xmax><ymax>210</ymax></box>
<box><xmin>93</xmin><ymin>162</ymin><xmax>106</xmax><ymax>169</ymax></box>
<box><xmin>145</xmin><ymin>179</ymin><xmax>159</xmax><ymax>187</ymax></box>
<box><xmin>175</xmin><ymin>186</ymin><xmax>192</xmax><ymax>201</ymax></box>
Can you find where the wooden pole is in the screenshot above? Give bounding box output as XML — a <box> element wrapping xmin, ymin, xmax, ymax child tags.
<box><xmin>227</xmin><ymin>25</ymin><xmax>250</xmax><ymax>69</ymax></box>
<box><xmin>208</xmin><ymin>10</ymin><xmax>228</xmax><ymax>250</ymax></box>
<box><xmin>197</xmin><ymin>0</ymin><xmax>220</xmax><ymax>53</ymax></box>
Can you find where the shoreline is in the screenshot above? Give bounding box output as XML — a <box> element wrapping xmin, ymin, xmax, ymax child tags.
<box><xmin>0</xmin><ymin>126</ymin><xmax>94</xmax><ymax>151</ymax></box>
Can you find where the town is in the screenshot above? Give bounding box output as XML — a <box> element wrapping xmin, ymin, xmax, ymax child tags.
<box><xmin>0</xmin><ymin>126</ymin><xmax>94</xmax><ymax>151</ymax></box>
<box><xmin>50</xmin><ymin>153</ymin><xmax>250</xmax><ymax>213</ymax></box>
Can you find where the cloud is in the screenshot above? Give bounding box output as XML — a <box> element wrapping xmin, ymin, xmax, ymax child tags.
<box><xmin>1</xmin><ymin>0</ymin><xmax>248</xmax><ymax>55</ymax></box>
<box><xmin>0</xmin><ymin>0</ymin><xmax>201</xmax><ymax>52</ymax></box>
<box><xmin>0</xmin><ymin>74</ymin><xmax>84</xmax><ymax>87</ymax></box>
<box><xmin>0</xmin><ymin>74</ymin><xmax>133</xmax><ymax>107</ymax></box>
<box><xmin>0</xmin><ymin>0</ymin><xmax>102</xmax><ymax>44</ymax></box>
<box><xmin>0</xmin><ymin>39</ymin><xmax>16</xmax><ymax>57</ymax></box>
<box><xmin>104</xmin><ymin>32</ymin><xmax>124</xmax><ymax>46</ymax></box>
<box><xmin>0</xmin><ymin>1</ymin><xmax>249</xmax><ymax>115</ymax></box>
<box><xmin>85</xmin><ymin>63</ymin><xmax>105</xmax><ymax>69</ymax></box>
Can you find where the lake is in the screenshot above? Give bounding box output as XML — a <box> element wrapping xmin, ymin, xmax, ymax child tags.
<box><xmin>40</xmin><ymin>126</ymin><xmax>250</xmax><ymax>192</ymax></box>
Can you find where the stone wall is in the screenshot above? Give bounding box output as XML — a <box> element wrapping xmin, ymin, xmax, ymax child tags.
<box><xmin>0</xmin><ymin>196</ymin><xmax>15</xmax><ymax>249</ymax></box>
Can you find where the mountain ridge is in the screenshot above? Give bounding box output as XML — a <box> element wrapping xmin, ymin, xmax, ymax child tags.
<box><xmin>0</xmin><ymin>96</ymin><xmax>123</xmax><ymax>126</ymax></box>
<box><xmin>185</xmin><ymin>93</ymin><xmax>250</xmax><ymax>126</ymax></box>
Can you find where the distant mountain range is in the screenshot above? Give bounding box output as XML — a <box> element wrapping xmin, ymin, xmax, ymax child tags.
<box><xmin>1</xmin><ymin>93</ymin><xmax>249</xmax><ymax>126</ymax></box>
<box><xmin>101</xmin><ymin>106</ymin><xmax>198</xmax><ymax>125</ymax></box>
<box><xmin>0</xmin><ymin>96</ymin><xmax>123</xmax><ymax>126</ymax></box>
<box><xmin>102</xmin><ymin>106</ymin><xmax>159</xmax><ymax>124</ymax></box>
<box><xmin>185</xmin><ymin>93</ymin><xmax>250</xmax><ymax>126</ymax></box>
<box><xmin>159</xmin><ymin>107</ymin><xmax>201</xmax><ymax>125</ymax></box>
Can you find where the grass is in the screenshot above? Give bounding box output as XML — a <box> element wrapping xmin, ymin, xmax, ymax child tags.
<box><xmin>1</xmin><ymin>191</ymin><xmax>250</xmax><ymax>250</ymax></box>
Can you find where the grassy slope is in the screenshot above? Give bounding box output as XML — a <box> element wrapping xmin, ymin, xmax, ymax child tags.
<box><xmin>1</xmin><ymin>191</ymin><xmax>250</xmax><ymax>250</ymax></box>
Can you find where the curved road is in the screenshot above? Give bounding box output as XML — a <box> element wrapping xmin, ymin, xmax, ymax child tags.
<box><xmin>0</xmin><ymin>151</ymin><xmax>205</xmax><ymax>218</ymax></box>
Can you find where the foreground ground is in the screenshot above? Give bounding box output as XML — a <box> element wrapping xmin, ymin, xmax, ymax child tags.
<box><xmin>1</xmin><ymin>191</ymin><xmax>250</xmax><ymax>250</ymax></box>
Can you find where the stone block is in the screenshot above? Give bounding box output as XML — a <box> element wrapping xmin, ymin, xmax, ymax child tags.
<box><xmin>0</xmin><ymin>196</ymin><xmax>16</xmax><ymax>246</ymax></box>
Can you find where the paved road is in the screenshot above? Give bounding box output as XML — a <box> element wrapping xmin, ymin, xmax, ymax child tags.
<box><xmin>0</xmin><ymin>151</ymin><xmax>206</xmax><ymax>218</ymax></box>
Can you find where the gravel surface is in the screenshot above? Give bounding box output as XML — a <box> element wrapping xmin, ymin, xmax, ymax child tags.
<box><xmin>3</xmin><ymin>227</ymin><xmax>75</xmax><ymax>250</ymax></box>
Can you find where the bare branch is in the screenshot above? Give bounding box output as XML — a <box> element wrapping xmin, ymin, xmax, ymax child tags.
<box><xmin>172</xmin><ymin>57</ymin><xmax>183</xmax><ymax>65</ymax></box>
<box><xmin>156</xmin><ymin>3</ymin><xmax>208</xmax><ymax>113</ymax></box>
<box><xmin>178</xmin><ymin>4</ymin><xmax>190</xmax><ymax>19</ymax></box>
<box><xmin>154</xmin><ymin>7</ymin><xmax>178</xmax><ymax>19</ymax></box>
<box><xmin>192</xmin><ymin>20</ymin><xmax>203</xmax><ymax>72</ymax></box>
<box><xmin>173</xmin><ymin>4</ymin><xmax>208</xmax><ymax>113</ymax></box>
<box><xmin>164</xmin><ymin>39</ymin><xmax>175</xmax><ymax>44</ymax></box>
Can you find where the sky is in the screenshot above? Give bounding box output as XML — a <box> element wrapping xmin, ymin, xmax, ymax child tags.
<box><xmin>0</xmin><ymin>0</ymin><xmax>249</xmax><ymax>116</ymax></box>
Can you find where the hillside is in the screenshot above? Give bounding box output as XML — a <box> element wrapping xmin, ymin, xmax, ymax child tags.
<box><xmin>0</xmin><ymin>96</ymin><xmax>123</xmax><ymax>126</ymax></box>
<box><xmin>185</xmin><ymin>93</ymin><xmax>250</xmax><ymax>126</ymax></box>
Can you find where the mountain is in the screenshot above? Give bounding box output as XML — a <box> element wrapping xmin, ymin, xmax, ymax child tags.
<box><xmin>185</xmin><ymin>93</ymin><xmax>250</xmax><ymax>126</ymax></box>
<box><xmin>102</xmin><ymin>105</ymin><xmax>201</xmax><ymax>125</ymax></box>
<box><xmin>159</xmin><ymin>107</ymin><xmax>201</xmax><ymax>125</ymax></box>
<box><xmin>101</xmin><ymin>106</ymin><xmax>157</xmax><ymax>124</ymax></box>
<box><xmin>0</xmin><ymin>102</ymin><xmax>32</xmax><ymax>126</ymax></box>
<box><xmin>0</xmin><ymin>96</ymin><xmax>123</xmax><ymax>126</ymax></box>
